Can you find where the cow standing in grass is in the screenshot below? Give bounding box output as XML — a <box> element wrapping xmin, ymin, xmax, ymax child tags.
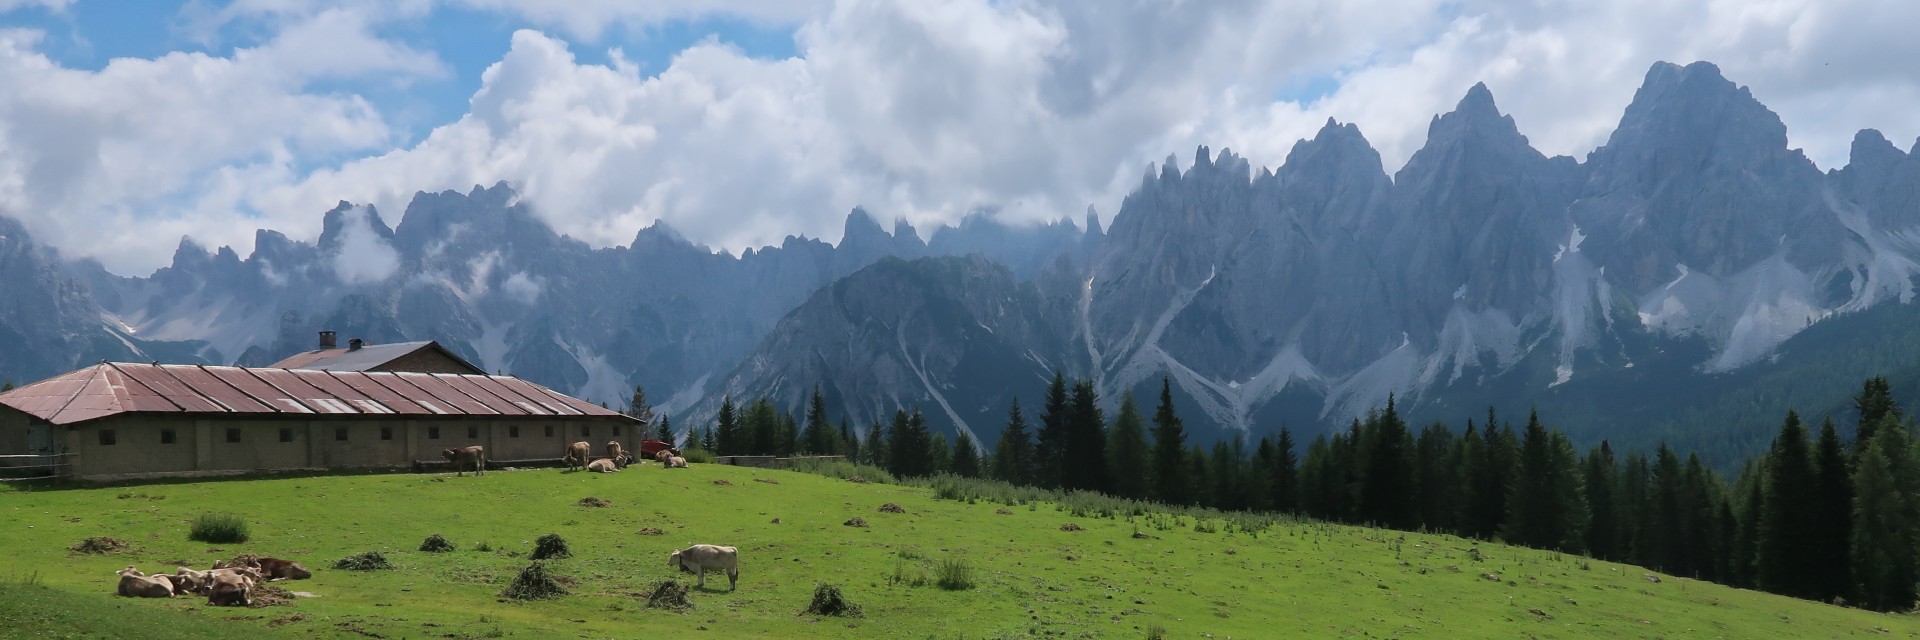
<box><xmin>443</xmin><ymin>445</ymin><xmax>486</xmax><ymax>476</ymax></box>
<box><xmin>668</xmin><ymin>544</ymin><xmax>740</xmax><ymax>591</ymax></box>
<box><xmin>563</xmin><ymin>441</ymin><xmax>592</xmax><ymax>471</ymax></box>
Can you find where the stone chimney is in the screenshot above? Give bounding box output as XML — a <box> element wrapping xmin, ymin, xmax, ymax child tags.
<box><xmin>348</xmin><ymin>338</ymin><xmax>364</xmax><ymax>352</ymax></box>
<box><xmin>318</xmin><ymin>330</ymin><xmax>337</xmax><ymax>350</ymax></box>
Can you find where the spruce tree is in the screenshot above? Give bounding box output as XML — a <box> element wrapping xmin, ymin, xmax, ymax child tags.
<box><xmin>1812</xmin><ymin>418</ymin><xmax>1853</xmax><ymax>602</ymax></box>
<box><xmin>715</xmin><ymin>396</ymin><xmax>740</xmax><ymax>455</ymax></box>
<box><xmin>1504</xmin><ymin>410</ymin><xmax>1580</xmax><ymax>551</ymax></box>
<box><xmin>655</xmin><ymin>414</ymin><xmax>674</xmax><ymax>444</ymax></box>
<box><xmin>1582</xmin><ymin>442</ymin><xmax>1620</xmax><ymax>561</ymax></box>
<box><xmin>1727</xmin><ymin>462</ymin><xmax>1764</xmax><ymax>588</ymax></box>
<box><xmin>1854</xmin><ymin>376</ymin><xmax>1901</xmax><ymax>448</ymax></box>
<box><xmin>1299</xmin><ymin>435</ymin><xmax>1333</xmax><ymax>518</ymax></box>
<box><xmin>1850</xmin><ymin>427</ymin><xmax>1919</xmax><ymax>611</ymax></box>
<box><xmin>1065</xmin><ymin>379</ymin><xmax>1110</xmax><ymax>493</ymax></box>
<box><xmin>952</xmin><ymin>432</ymin><xmax>981</xmax><ymax>478</ymax></box>
<box><xmin>1188</xmin><ymin>447</ymin><xmax>1212</xmax><ymax>508</ymax></box>
<box><xmin>1359</xmin><ymin>396</ymin><xmax>1416</xmax><ymax>529</ymax></box>
<box><xmin>1647</xmin><ymin>445</ymin><xmax>1686</xmax><ymax>574</ymax></box>
<box><xmin>1211</xmin><ymin>440</ymin><xmax>1241</xmax><ymax>511</ymax></box>
<box><xmin>627</xmin><ymin>384</ymin><xmax>654</xmax><ymax>425</ymax></box>
<box><xmin>802</xmin><ymin>386</ymin><xmax>833</xmax><ymax>454</ymax></box>
<box><xmin>1758</xmin><ymin>410</ymin><xmax>1819</xmax><ymax>597</ymax></box>
<box><xmin>928</xmin><ymin>432</ymin><xmax>952</xmax><ymax>475</ymax></box>
<box><xmin>1034</xmin><ymin>372</ymin><xmax>1071</xmax><ymax>489</ymax></box>
<box><xmin>841</xmin><ymin>419</ymin><xmax>860</xmax><ymax>462</ymax></box>
<box><xmin>1271</xmin><ymin>427</ymin><xmax>1299</xmax><ymax>513</ymax></box>
<box><xmin>701</xmin><ymin>425</ymin><xmax>717</xmax><ymax>452</ymax></box>
<box><xmin>993</xmin><ymin>399</ymin><xmax>1035</xmax><ymax>485</ymax></box>
<box><xmin>1149</xmin><ymin>377</ymin><xmax>1191</xmax><ymax>505</ymax></box>
<box><xmin>1105</xmin><ymin>391</ymin><xmax>1150</xmax><ymax>500</ymax></box>
<box><xmin>1680</xmin><ymin>454</ymin><xmax>1721</xmax><ymax>581</ymax></box>
<box><xmin>886</xmin><ymin>410</ymin><xmax>913</xmax><ymax>477</ymax></box>
<box><xmin>1414</xmin><ymin>421</ymin><xmax>1458</xmax><ymax>532</ymax></box>
<box><xmin>864</xmin><ymin>420</ymin><xmax>888</xmax><ymax>469</ymax></box>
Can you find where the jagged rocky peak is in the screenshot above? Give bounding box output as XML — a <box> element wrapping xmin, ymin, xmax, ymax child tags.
<box><xmin>840</xmin><ymin>206</ymin><xmax>890</xmax><ymax>246</ymax></box>
<box><xmin>1592</xmin><ymin>61</ymin><xmax>1801</xmax><ymax>171</ymax></box>
<box><xmin>1083</xmin><ymin>205</ymin><xmax>1103</xmax><ymax>237</ymax></box>
<box><xmin>1278</xmin><ymin>118</ymin><xmax>1388</xmax><ymax>185</ymax></box>
<box><xmin>1847</xmin><ymin>129</ymin><xmax>1908</xmax><ymax>172</ymax></box>
<box><xmin>317</xmin><ymin>201</ymin><xmax>394</xmax><ymax>254</ymax></box>
<box><xmin>391</xmin><ymin>182</ymin><xmax>522</xmax><ymax>254</ymax></box>
<box><xmin>1418</xmin><ymin>82</ymin><xmax>1532</xmax><ymax>151</ymax></box>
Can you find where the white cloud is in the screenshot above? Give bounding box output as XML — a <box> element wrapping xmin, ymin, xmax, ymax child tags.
<box><xmin>2</xmin><ymin>0</ymin><xmax>1917</xmax><ymax>276</ymax></box>
<box><xmin>0</xmin><ymin>0</ymin><xmax>73</xmax><ymax>12</ymax></box>
<box><xmin>329</xmin><ymin>205</ymin><xmax>401</xmax><ymax>283</ymax></box>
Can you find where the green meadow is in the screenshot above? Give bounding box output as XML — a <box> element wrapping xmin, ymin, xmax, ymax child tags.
<box><xmin>2</xmin><ymin>463</ymin><xmax>1917</xmax><ymax>639</ymax></box>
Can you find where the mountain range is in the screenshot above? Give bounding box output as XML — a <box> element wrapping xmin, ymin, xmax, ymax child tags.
<box><xmin>4</xmin><ymin>60</ymin><xmax>1919</xmax><ymax>464</ymax></box>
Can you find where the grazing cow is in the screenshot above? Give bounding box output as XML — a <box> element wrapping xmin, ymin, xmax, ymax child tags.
<box><xmin>115</xmin><ymin>567</ymin><xmax>175</xmax><ymax>598</ymax></box>
<box><xmin>443</xmin><ymin>445</ymin><xmax>486</xmax><ymax>476</ymax></box>
<box><xmin>563</xmin><ymin>441</ymin><xmax>592</xmax><ymax>471</ymax></box>
<box><xmin>606</xmin><ymin>441</ymin><xmax>632</xmax><ymax>468</ymax></box>
<box><xmin>206</xmin><ymin>571</ymin><xmax>254</xmax><ymax>607</ymax></box>
<box><xmin>667</xmin><ymin>544</ymin><xmax>739</xmax><ymax>591</ymax></box>
<box><xmin>587</xmin><ymin>458</ymin><xmax>619</xmax><ymax>473</ymax></box>
<box><xmin>251</xmin><ymin>557</ymin><xmax>312</xmax><ymax>580</ymax></box>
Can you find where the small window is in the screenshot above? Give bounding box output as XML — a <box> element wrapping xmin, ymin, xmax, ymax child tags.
<box><xmin>467</xmin><ymin>426</ymin><xmax>478</xmax><ymax>439</ymax></box>
<box><xmin>160</xmin><ymin>429</ymin><xmax>176</xmax><ymax>445</ymax></box>
<box><xmin>226</xmin><ymin>428</ymin><xmax>241</xmax><ymax>443</ymax></box>
<box><xmin>579</xmin><ymin>425</ymin><xmax>590</xmax><ymax>437</ymax></box>
<box><xmin>613</xmin><ymin>426</ymin><xmax>621</xmax><ymax>437</ymax></box>
<box><xmin>279</xmin><ymin>428</ymin><xmax>294</xmax><ymax>443</ymax></box>
<box><xmin>544</xmin><ymin>425</ymin><xmax>554</xmax><ymax>437</ymax></box>
<box><xmin>380</xmin><ymin>427</ymin><xmax>393</xmax><ymax>441</ymax></box>
<box><xmin>98</xmin><ymin>429</ymin><xmax>116</xmax><ymax>446</ymax></box>
<box><xmin>509</xmin><ymin>425</ymin><xmax>520</xmax><ymax>438</ymax></box>
<box><xmin>335</xmin><ymin>427</ymin><xmax>348</xmax><ymax>442</ymax></box>
<box><xmin>428</xmin><ymin>426</ymin><xmax>441</xmax><ymax>440</ymax></box>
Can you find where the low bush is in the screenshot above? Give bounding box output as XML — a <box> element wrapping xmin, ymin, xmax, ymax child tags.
<box><xmin>935</xmin><ymin>557</ymin><xmax>974</xmax><ymax>591</ymax></box>
<box><xmin>189</xmin><ymin>513</ymin><xmax>250</xmax><ymax>544</ymax></box>
<box><xmin>680</xmin><ymin>449</ymin><xmax>717</xmax><ymax>464</ymax></box>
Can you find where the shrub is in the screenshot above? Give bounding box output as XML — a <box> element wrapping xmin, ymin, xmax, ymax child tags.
<box><xmin>788</xmin><ymin>458</ymin><xmax>896</xmax><ymax>484</ymax></box>
<box><xmin>802</xmin><ymin>583</ymin><xmax>863</xmax><ymax>617</ymax></box>
<box><xmin>334</xmin><ymin>551</ymin><xmax>394</xmax><ymax>571</ymax></box>
<box><xmin>189</xmin><ymin>512</ymin><xmax>250</xmax><ymax>544</ymax></box>
<box><xmin>501</xmin><ymin>562</ymin><xmax>567</xmax><ymax>600</ymax></box>
<box><xmin>680</xmin><ymin>448</ymin><xmax>717</xmax><ymax>464</ymax></box>
<box><xmin>419</xmin><ymin>534</ymin><xmax>455</xmax><ymax>553</ymax></box>
<box><xmin>1147</xmin><ymin>625</ymin><xmax>1168</xmax><ymax>640</ymax></box>
<box><xmin>530</xmin><ymin>533</ymin><xmax>571</xmax><ymax>560</ymax></box>
<box><xmin>935</xmin><ymin>557</ymin><xmax>974</xmax><ymax>591</ymax></box>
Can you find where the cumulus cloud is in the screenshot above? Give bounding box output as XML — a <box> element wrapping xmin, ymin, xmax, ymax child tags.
<box><xmin>2</xmin><ymin>0</ymin><xmax>1917</xmax><ymax>275</ymax></box>
<box><xmin>329</xmin><ymin>205</ymin><xmax>401</xmax><ymax>283</ymax></box>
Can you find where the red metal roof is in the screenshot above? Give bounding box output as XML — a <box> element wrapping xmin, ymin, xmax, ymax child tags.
<box><xmin>0</xmin><ymin>363</ymin><xmax>635</xmax><ymax>426</ymax></box>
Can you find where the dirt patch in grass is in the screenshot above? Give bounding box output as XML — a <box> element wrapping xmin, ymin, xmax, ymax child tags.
<box><xmin>215</xmin><ymin>553</ymin><xmax>263</xmax><ymax>569</ymax></box>
<box><xmin>645</xmin><ymin>580</ymin><xmax>695</xmax><ymax>611</ymax></box>
<box><xmin>637</xmin><ymin>527</ymin><xmax>665</xmax><ymax>536</ymax></box>
<box><xmin>843</xmin><ymin>517</ymin><xmax>868</xmax><ymax>528</ymax></box>
<box><xmin>501</xmin><ymin>562</ymin><xmax>568</xmax><ymax>601</ymax></box>
<box><xmin>711</xmin><ymin>479</ymin><xmax>733</xmax><ymax>486</ymax></box>
<box><xmin>69</xmin><ymin>536</ymin><xmax>129</xmax><ymax>554</ymax></box>
<box><xmin>802</xmin><ymin>583</ymin><xmax>863</xmax><ymax>617</ymax></box>
<box><xmin>334</xmin><ymin>551</ymin><xmax>394</xmax><ymax>571</ymax></box>
<box><xmin>995</xmin><ymin>508</ymin><xmax>1013</xmax><ymax>515</ymax></box>
<box><xmin>1059</xmin><ymin>523</ymin><xmax>1085</xmax><ymax>532</ymax></box>
<box><xmin>418</xmin><ymin>534</ymin><xmax>455</xmax><ymax>553</ymax></box>
<box><xmin>267</xmin><ymin>613</ymin><xmax>306</xmax><ymax>627</ymax></box>
<box><xmin>878</xmin><ymin>503</ymin><xmax>906</xmax><ymax>513</ymax></box>
<box><xmin>754</xmin><ymin>478</ymin><xmax>779</xmax><ymax>485</ymax></box>
<box><xmin>247</xmin><ymin>584</ymin><xmax>296</xmax><ymax>608</ymax></box>
<box><xmin>531</xmin><ymin>534</ymin><xmax>572</xmax><ymax>560</ymax></box>
<box><xmin>577</xmin><ymin>497</ymin><xmax>612</xmax><ymax>508</ymax></box>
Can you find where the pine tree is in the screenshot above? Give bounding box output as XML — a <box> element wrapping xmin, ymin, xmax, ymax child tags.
<box><xmin>1758</xmin><ymin>410</ymin><xmax>1819</xmax><ymax>597</ymax></box>
<box><xmin>1680</xmin><ymin>454</ymin><xmax>1721</xmax><ymax>580</ymax></box>
<box><xmin>1850</xmin><ymin>425</ymin><xmax>1919</xmax><ymax>611</ymax></box>
<box><xmin>1299</xmin><ymin>435</ymin><xmax>1334</xmax><ymax>518</ymax></box>
<box><xmin>779</xmin><ymin>411</ymin><xmax>800</xmax><ymax>457</ymax></box>
<box><xmin>993</xmin><ymin>399</ymin><xmax>1035</xmax><ymax>485</ymax></box>
<box><xmin>801</xmin><ymin>386</ymin><xmax>833</xmax><ymax>454</ymax></box>
<box><xmin>928</xmin><ymin>432</ymin><xmax>952</xmax><ymax>475</ymax></box>
<box><xmin>655</xmin><ymin>414</ymin><xmax>674</xmax><ymax>444</ymax></box>
<box><xmin>1210</xmin><ymin>440</ymin><xmax>1241</xmax><ymax>511</ymax></box>
<box><xmin>1812</xmin><ymin>418</ymin><xmax>1853</xmax><ymax>602</ymax></box>
<box><xmin>701</xmin><ymin>425</ymin><xmax>717</xmax><ymax>452</ymax></box>
<box><xmin>1582</xmin><ymin>442</ymin><xmax>1621</xmax><ymax>561</ymax></box>
<box><xmin>1270</xmin><ymin>427</ymin><xmax>1299</xmax><ymax>513</ymax></box>
<box><xmin>1187</xmin><ymin>447</ymin><xmax>1212</xmax><ymax>508</ymax></box>
<box><xmin>1105</xmin><ymin>391</ymin><xmax>1150</xmax><ymax>500</ymax></box>
<box><xmin>1647</xmin><ymin>445</ymin><xmax>1686</xmax><ymax>574</ymax></box>
<box><xmin>1063</xmin><ymin>379</ymin><xmax>1109</xmax><ymax>493</ymax></box>
<box><xmin>1034</xmin><ymin>372</ymin><xmax>1071</xmax><ymax>489</ymax></box>
<box><xmin>1414</xmin><ymin>421</ymin><xmax>1458</xmax><ymax>532</ymax></box>
<box><xmin>1504</xmin><ymin>410</ymin><xmax>1583</xmax><ymax>551</ymax></box>
<box><xmin>1357</xmin><ymin>396</ymin><xmax>1416</xmax><ymax>529</ymax></box>
<box><xmin>741</xmin><ymin>399</ymin><xmax>778</xmax><ymax>456</ymax></box>
<box><xmin>1149</xmin><ymin>377</ymin><xmax>1191</xmax><ymax>506</ymax></box>
<box><xmin>1853</xmin><ymin>376</ymin><xmax>1901</xmax><ymax>448</ymax></box>
<box><xmin>840</xmin><ymin>419</ymin><xmax>860</xmax><ymax>463</ymax></box>
<box><xmin>952</xmin><ymin>432</ymin><xmax>981</xmax><ymax>478</ymax></box>
<box><xmin>1619</xmin><ymin>451</ymin><xmax>1655</xmax><ymax>568</ymax></box>
<box><xmin>864</xmin><ymin>420</ymin><xmax>888</xmax><ymax>469</ymax></box>
<box><xmin>1727</xmin><ymin>462</ymin><xmax>1764</xmax><ymax>588</ymax></box>
<box><xmin>715</xmin><ymin>396</ymin><xmax>740</xmax><ymax>455</ymax></box>
<box><xmin>627</xmin><ymin>384</ymin><xmax>654</xmax><ymax>426</ymax></box>
<box><xmin>1462</xmin><ymin>410</ymin><xmax>1516</xmax><ymax>539</ymax></box>
<box><xmin>888</xmin><ymin>409</ymin><xmax>935</xmax><ymax>478</ymax></box>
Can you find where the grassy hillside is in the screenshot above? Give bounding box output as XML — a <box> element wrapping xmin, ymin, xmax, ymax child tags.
<box><xmin>2</xmin><ymin>465</ymin><xmax>1917</xmax><ymax>639</ymax></box>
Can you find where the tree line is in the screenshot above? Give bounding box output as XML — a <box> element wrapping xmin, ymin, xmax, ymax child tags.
<box><xmin>673</xmin><ymin>374</ymin><xmax>1920</xmax><ymax>612</ymax></box>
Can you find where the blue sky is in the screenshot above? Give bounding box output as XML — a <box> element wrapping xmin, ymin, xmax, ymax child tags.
<box><xmin>1</xmin><ymin>1</ymin><xmax>1915</xmax><ymax>275</ymax></box>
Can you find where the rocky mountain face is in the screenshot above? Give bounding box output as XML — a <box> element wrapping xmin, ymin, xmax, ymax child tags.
<box><xmin>4</xmin><ymin>60</ymin><xmax>1919</xmax><ymax>458</ymax></box>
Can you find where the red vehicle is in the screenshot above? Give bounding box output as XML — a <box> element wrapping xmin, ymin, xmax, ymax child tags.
<box><xmin>638</xmin><ymin>439</ymin><xmax>680</xmax><ymax>460</ymax></box>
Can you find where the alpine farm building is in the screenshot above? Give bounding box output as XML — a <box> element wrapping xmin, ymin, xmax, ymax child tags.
<box><xmin>0</xmin><ymin>336</ymin><xmax>639</xmax><ymax>481</ymax></box>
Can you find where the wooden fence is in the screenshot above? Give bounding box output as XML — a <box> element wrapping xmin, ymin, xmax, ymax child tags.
<box><xmin>714</xmin><ymin>455</ymin><xmax>846</xmax><ymax>469</ymax></box>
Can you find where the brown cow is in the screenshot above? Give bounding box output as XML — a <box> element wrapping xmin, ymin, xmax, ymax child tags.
<box><xmin>443</xmin><ymin>445</ymin><xmax>486</xmax><ymax>476</ymax></box>
<box><xmin>206</xmin><ymin>571</ymin><xmax>254</xmax><ymax>606</ymax></box>
<box><xmin>606</xmin><ymin>441</ymin><xmax>632</xmax><ymax>468</ymax></box>
<box><xmin>251</xmin><ymin>557</ymin><xmax>312</xmax><ymax>580</ymax></box>
<box><xmin>116</xmin><ymin>566</ymin><xmax>175</xmax><ymax>598</ymax></box>
<box><xmin>563</xmin><ymin>441</ymin><xmax>591</xmax><ymax>471</ymax></box>
<box><xmin>666</xmin><ymin>456</ymin><xmax>688</xmax><ymax>468</ymax></box>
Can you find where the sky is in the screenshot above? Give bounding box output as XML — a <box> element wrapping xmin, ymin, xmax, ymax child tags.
<box><xmin>2</xmin><ymin>0</ymin><xmax>1918</xmax><ymax>276</ymax></box>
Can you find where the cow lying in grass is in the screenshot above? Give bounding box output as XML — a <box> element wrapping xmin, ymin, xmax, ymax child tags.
<box><xmin>606</xmin><ymin>440</ymin><xmax>633</xmax><ymax>468</ymax></box>
<box><xmin>115</xmin><ymin>567</ymin><xmax>174</xmax><ymax>598</ymax></box>
<box><xmin>665</xmin><ymin>456</ymin><xmax>688</xmax><ymax>468</ymax></box>
<box><xmin>667</xmin><ymin>544</ymin><xmax>739</xmax><ymax>591</ymax></box>
<box><xmin>206</xmin><ymin>570</ymin><xmax>255</xmax><ymax>606</ymax></box>
<box><xmin>563</xmin><ymin>441</ymin><xmax>591</xmax><ymax>471</ymax></box>
<box><xmin>587</xmin><ymin>458</ymin><xmax>619</xmax><ymax>473</ymax></box>
<box><xmin>442</xmin><ymin>445</ymin><xmax>486</xmax><ymax>476</ymax></box>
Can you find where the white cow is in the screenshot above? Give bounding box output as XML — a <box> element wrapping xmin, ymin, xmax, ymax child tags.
<box><xmin>115</xmin><ymin>567</ymin><xmax>175</xmax><ymax>598</ymax></box>
<box><xmin>667</xmin><ymin>544</ymin><xmax>739</xmax><ymax>591</ymax></box>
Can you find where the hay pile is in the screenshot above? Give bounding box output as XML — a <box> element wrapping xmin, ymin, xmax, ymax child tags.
<box><xmin>843</xmin><ymin>517</ymin><xmax>868</xmax><ymax>528</ymax></box>
<box><xmin>577</xmin><ymin>497</ymin><xmax>612</xmax><ymax>508</ymax></box>
<box><xmin>419</xmin><ymin>534</ymin><xmax>456</xmax><ymax>553</ymax></box>
<box><xmin>802</xmin><ymin>583</ymin><xmax>863</xmax><ymax>617</ymax></box>
<box><xmin>530</xmin><ymin>533</ymin><xmax>572</xmax><ymax>560</ymax></box>
<box><xmin>644</xmin><ymin>580</ymin><xmax>694</xmax><ymax>611</ymax></box>
<box><xmin>1060</xmin><ymin>523</ymin><xmax>1085</xmax><ymax>532</ymax></box>
<box><xmin>70</xmin><ymin>537</ymin><xmax>129</xmax><ymax>554</ymax></box>
<box><xmin>878</xmin><ymin>503</ymin><xmax>906</xmax><ymax>513</ymax></box>
<box><xmin>637</xmin><ymin>527</ymin><xmax>665</xmax><ymax>536</ymax></box>
<box><xmin>711</xmin><ymin>479</ymin><xmax>733</xmax><ymax>486</ymax></box>
<box><xmin>334</xmin><ymin>551</ymin><xmax>394</xmax><ymax>571</ymax></box>
<box><xmin>501</xmin><ymin>562</ymin><xmax>568</xmax><ymax>601</ymax></box>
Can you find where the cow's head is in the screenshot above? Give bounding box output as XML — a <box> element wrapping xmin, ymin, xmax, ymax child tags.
<box><xmin>282</xmin><ymin>562</ymin><xmax>313</xmax><ymax>580</ymax></box>
<box><xmin>117</xmin><ymin>565</ymin><xmax>140</xmax><ymax>577</ymax></box>
<box><xmin>441</xmin><ymin>448</ymin><xmax>460</xmax><ymax>461</ymax></box>
<box><xmin>668</xmin><ymin>550</ymin><xmax>691</xmax><ymax>573</ymax></box>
